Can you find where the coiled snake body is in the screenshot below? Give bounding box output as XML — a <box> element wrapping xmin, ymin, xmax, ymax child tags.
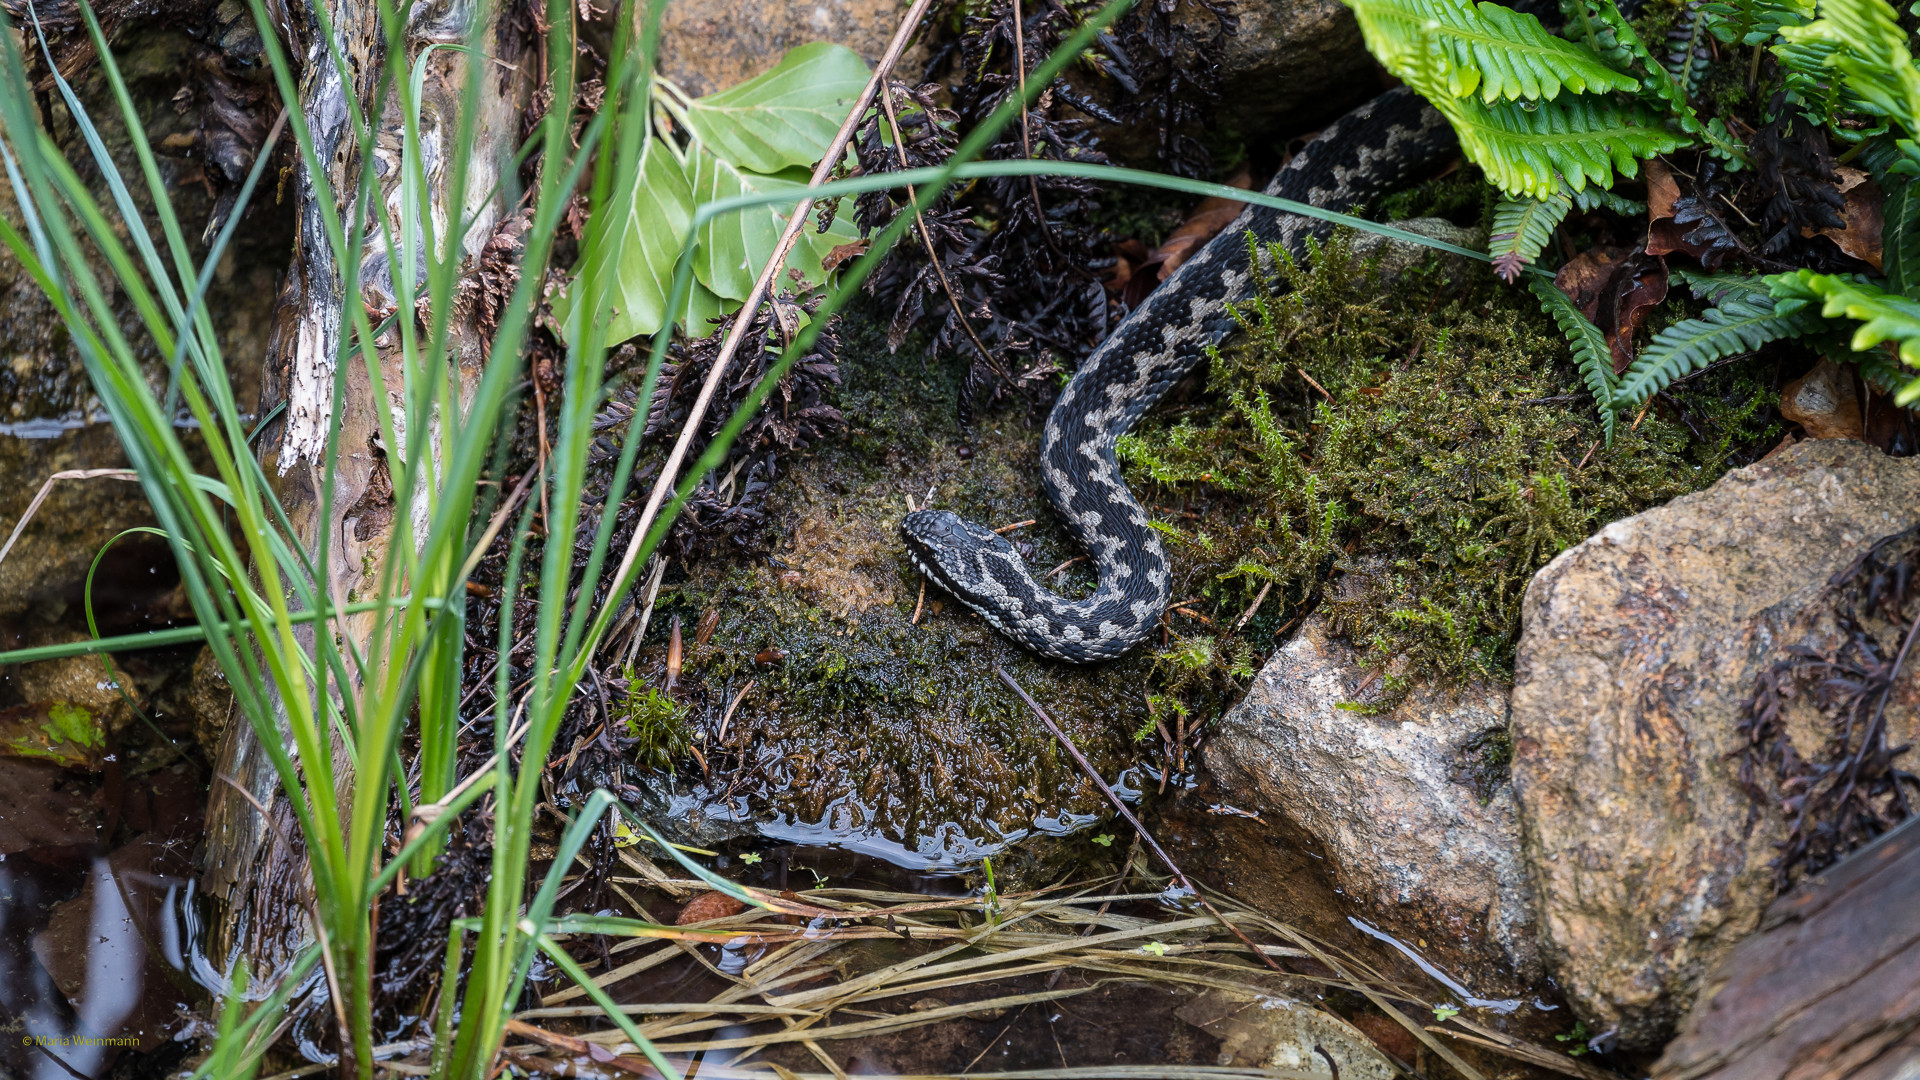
<box><xmin>900</xmin><ymin>89</ymin><xmax>1459</xmax><ymax>663</ymax></box>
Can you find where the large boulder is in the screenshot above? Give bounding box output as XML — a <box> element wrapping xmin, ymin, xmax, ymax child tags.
<box><xmin>1511</xmin><ymin>437</ymin><xmax>1920</xmax><ymax>1050</ymax></box>
<box><xmin>1201</xmin><ymin>614</ymin><xmax>1542</xmax><ymax>991</ymax></box>
<box><xmin>1207</xmin><ymin>0</ymin><xmax>1379</xmax><ymax>138</ymax></box>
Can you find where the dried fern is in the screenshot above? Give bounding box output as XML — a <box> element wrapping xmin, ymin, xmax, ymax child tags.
<box><xmin>1489</xmin><ymin>192</ymin><xmax>1572</xmax><ymax>281</ymax></box>
<box><xmin>1667</xmin><ymin>1</ymin><xmax>1715</xmax><ymax>99</ymax></box>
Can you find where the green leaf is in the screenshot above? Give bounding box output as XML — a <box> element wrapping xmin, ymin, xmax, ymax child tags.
<box><xmin>679</xmin><ymin>43</ymin><xmax>872</xmax><ymax>174</ymax></box>
<box><xmin>1614</xmin><ymin>279</ymin><xmax>1827</xmax><ymax>408</ymax></box>
<box><xmin>1488</xmin><ymin>192</ymin><xmax>1572</xmax><ymax>281</ymax></box>
<box><xmin>553</xmin><ymin>137</ymin><xmax>726</xmax><ymax>342</ymax></box>
<box><xmin>1778</xmin><ymin>0</ymin><xmax>1920</xmax><ymax>136</ymax></box>
<box><xmin>1884</xmin><ymin>175</ymin><xmax>1920</xmax><ymax>296</ymax></box>
<box><xmin>1528</xmin><ymin>274</ymin><xmax>1619</xmax><ymax>441</ymax></box>
<box><xmin>1771</xmin><ymin>267</ymin><xmax>1920</xmax><ymax>372</ymax></box>
<box><xmin>1348</xmin><ymin>0</ymin><xmax>1640</xmax><ymax>103</ymax></box>
<box><xmin>1436</xmin><ymin>93</ymin><xmax>1686</xmax><ymax>197</ymax></box>
<box><xmin>684</xmin><ymin>150</ymin><xmax>862</xmax><ymax>301</ymax></box>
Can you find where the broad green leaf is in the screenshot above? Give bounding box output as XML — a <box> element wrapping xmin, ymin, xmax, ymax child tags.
<box><xmin>680</xmin><ymin>42</ymin><xmax>872</xmax><ymax>174</ymax></box>
<box><xmin>685</xmin><ymin>148</ymin><xmax>861</xmax><ymax>301</ymax></box>
<box><xmin>554</xmin><ymin>137</ymin><xmax>726</xmax><ymax>342</ymax></box>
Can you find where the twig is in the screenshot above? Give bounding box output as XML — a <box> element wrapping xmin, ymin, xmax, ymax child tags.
<box><xmin>993</xmin><ymin>519</ymin><xmax>1036</xmax><ymax>534</ymax></box>
<box><xmin>1010</xmin><ymin>0</ymin><xmax>1053</xmax><ymax>248</ymax></box>
<box><xmin>0</xmin><ymin>468</ymin><xmax>138</xmax><ymax>570</ymax></box>
<box><xmin>605</xmin><ymin>0</ymin><xmax>939</xmax><ymax>601</ymax></box>
<box><xmin>993</xmin><ymin>665</ymin><xmax>1287</xmax><ymax>977</ymax></box>
<box><xmin>1296</xmin><ymin>368</ymin><xmax>1330</xmax><ymax>401</ymax></box>
<box><xmin>1232</xmin><ymin>581</ymin><xmax>1272</xmax><ymax>632</ymax></box>
<box><xmin>1046</xmin><ymin>556</ymin><xmax>1084</xmax><ymax>578</ymax></box>
<box><xmin>911</xmin><ymin>579</ymin><xmax>927</xmax><ymax>625</ymax></box>
<box><xmin>716</xmin><ymin>678</ymin><xmax>755</xmax><ymax>745</ymax></box>
<box><xmin>622</xmin><ymin>555</ymin><xmax>670</xmax><ymax>668</ymax></box>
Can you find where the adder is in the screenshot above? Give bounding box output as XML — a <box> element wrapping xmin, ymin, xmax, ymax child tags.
<box><xmin>899</xmin><ymin>88</ymin><xmax>1459</xmax><ymax>663</ymax></box>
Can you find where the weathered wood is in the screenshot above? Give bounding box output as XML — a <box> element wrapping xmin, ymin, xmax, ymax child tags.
<box><xmin>1652</xmin><ymin>815</ymin><xmax>1920</xmax><ymax>1080</ymax></box>
<box><xmin>199</xmin><ymin>0</ymin><xmax>534</xmax><ymax>977</ymax></box>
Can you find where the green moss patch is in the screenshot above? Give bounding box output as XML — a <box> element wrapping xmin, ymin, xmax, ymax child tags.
<box><xmin>1116</xmin><ymin>230</ymin><xmax>1780</xmax><ymax>695</ymax></box>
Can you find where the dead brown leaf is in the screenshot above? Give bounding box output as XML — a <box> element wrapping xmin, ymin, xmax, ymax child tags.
<box><xmin>675</xmin><ymin>890</ymin><xmax>749</xmax><ymax>925</ymax></box>
<box><xmin>1609</xmin><ymin>254</ymin><xmax>1669</xmax><ymax>372</ymax></box>
<box><xmin>1644</xmin><ymin>158</ymin><xmax>1725</xmax><ymax>266</ymax></box>
<box><xmin>1646</xmin><ymin>158</ymin><xmax>1680</xmax><ymax>221</ymax></box>
<box><xmin>1807</xmin><ymin>166</ymin><xmax>1884</xmax><ymax>270</ymax></box>
<box><xmin>821</xmin><ymin>239</ymin><xmax>869</xmax><ymax>273</ymax></box>
<box><xmin>1554</xmin><ymin>246</ymin><xmax>1629</xmax><ymax>320</ymax></box>
<box><xmin>1122</xmin><ymin>166</ymin><xmax>1252</xmax><ymax>307</ymax></box>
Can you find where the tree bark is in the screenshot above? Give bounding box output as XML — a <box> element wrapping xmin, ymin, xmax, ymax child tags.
<box><xmin>1653</xmin><ymin>815</ymin><xmax>1920</xmax><ymax>1080</ymax></box>
<box><xmin>199</xmin><ymin>0</ymin><xmax>535</xmax><ymax>983</ymax></box>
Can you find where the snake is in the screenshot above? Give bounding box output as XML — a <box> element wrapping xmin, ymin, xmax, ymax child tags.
<box><xmin>899</xmin><ymin>88</ymin><xmax>1460</xmax><ymax>663</ymax></box>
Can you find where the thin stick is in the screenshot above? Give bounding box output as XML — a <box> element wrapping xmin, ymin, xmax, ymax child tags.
<box><xmin>993</xmin><ymin>665</ymin><xmax>1287</xmax><ymax>977</ymax></box>
<box><xmin>606</xmin><ymin>0</ymin><xmax>938</xmax><ymax>600</ymax></box>
<box><xmin>1232</xmin><ymin>581</ymin><xmax>1272</xmax><ymax>633</ymax></box>
<box><xmin>1009</xmin><ymin>0</ymin><xmax>1052</xmax><ymax>245</ymax></box>
<box><xmin>0</xmin><ymin>468</ymin><xmax>138</xmax><ymax>570</ymax></box>
<box><xmin>716</xmin><ymin>678</ymin><xmax>755</xmax><ymax>745</ymax></box>
<box><xmin>993</xmin><ymin>519</ymin><xmax>1036</xmax><ymax>534</ymax></box>
<box><xmin>911</xmin><ymin>579</ymin><xmax>926</xmax><ymax>624</ymax></box>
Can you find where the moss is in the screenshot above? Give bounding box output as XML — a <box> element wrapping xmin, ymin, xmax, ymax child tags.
<box><xmin>1116</xmin><ymin>231</ymin><xmax>1780</xmax><ymax>691</ymax></box>
<box><xmin>617</xmin><ymin>684</ymin><xmax>693</xmax><ymax>773</ymax></box>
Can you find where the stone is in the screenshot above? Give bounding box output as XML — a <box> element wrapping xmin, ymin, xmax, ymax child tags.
<box><xmin>1511</xmin><ymin>437</ymin><xmax>1920</xmax><ymax>1050</ymax></box>
<box><xmin>1779</xmin><ymin>358</ymin><xmax>1863</xmax><ymax>440</ymax></box>
<box><xmin>654</xmin><ymin>0</ymin><xmax>926</xmax><ymax>99</ymax></box>
<box><xmin>1206</xmin><ymin>0</ymin><xmax>1380</xmax><ymax>140</ymax></box>
<box><xmin>186</xmin><ymin>643</ymin><xmax>235</xmax><ymax>756</ymax></box>
<box><xmin>1348</xmin><ymin>218</ymin><xmax>1486</xmax><ymax>285</ymax></box>
<box><xmin>1200</xmin><ymin>614</ymin><xmax>1542</xmax><ymax>991</ymax></box>
<box><xmin>1176</xmin><ymin>989</ymin><xmax>1396</xmax><ymax>1078</ymax></box>
<box><xmin>11</xmin><ymin>649</ymin><xmax>138</xmax><ymax>733</ymax></box>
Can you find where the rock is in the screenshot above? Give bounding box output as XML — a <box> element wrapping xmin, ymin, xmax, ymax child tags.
<box><xmin>1200</xmin><ymin>614</ymin><xmax>1542</xmax><ymax>990</ymax></box>
<box><xmin>1349</xmin><ymin>218</ymin><xmax>1486</xmax><ymax>285</ymax></box>
<box><xmin>654</xmin><ymin>0</ymin><xmax>924</xmax><ymax>98</ymax></box>
<box><xmin>1653</xmin><ymin>816</ymin><xmax>1920</xmax><ymax>1080</ymax></box>
<box><xmin>1176</xmin><ymin>989</ymin><xmax>1396</xmax><ymax>1077</ymax></box>
<box><xmin>186</xmin><ymin>643</ymin><xmax>235</xmax><ymax>755</ymax></box>
<box><xmin>1511</xmin><ymin>437</ymin><xmax>1920</xmax><ymax>1049</ymax></box>
<box><xmin>11</xmin><ymin>649</ymin><xmax>138</xmax><ymax>734</ymax></box>
<box><xmin>1206</xmin><ymin>0</ymin><xmax>1379</xmax><ymax>140</ymax></box>
<box><xmin>1779</xmin><ymin>358</ymin><xmax>1863</xmax><ymax>440</ymax></box>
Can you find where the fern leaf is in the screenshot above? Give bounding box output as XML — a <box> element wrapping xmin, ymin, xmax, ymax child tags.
<box><xmin>1883</xmin><ymin>174</ymin><xmax>1920</xmax><ymax>297</ymax></box>
<box><xmin>1528</xmin><ymin>275</ymin><xmax>1619</xmax><ymax>441</ymax></box>
<box><xmin>1670</xmin><ymin>268</ymin><xmax>1773</xmax><ymax>305</ymax></box>
<box><xmin>1778</xmin><ymin>0</ymin><xmax>1920</xmax><ymax>135</ymax></box>
<box><xmin>1614</xmin><ymin>284</ymin><xmax>1825</xmax><ymax>407</ymax></box>
<box><xmin>1435</xmin><ymin>94</ymin><xmax>1687</xmax><ymax>197</ymax></box>
<box><xmin>1571</xmin><ymin>186</ymin><xmax>1647</xmax><ymax>214</ymax></box>
<box><xmin>1348</xmin><ymin>0</ymin><xmax>1640</xmax><ymax>103</ymax></box>
<box><xmin>1703</xmin><ymin>0</ymin><xmax>1813</xmax><ymax>47</ymax></box>
<box><xmin>1771</xmin><ymin>267</ymin><xmax>1920</xmax><ymax>365</ymax></box>
<box><xmin>1489</xmin><ymin>192</ymin><xmax>1572</xmax><ymax>281</ymax></box>
<box><xmin>1666</xmin><ymin>2</ymin><xmax>1715</xmax><ymax>99</ymax></box>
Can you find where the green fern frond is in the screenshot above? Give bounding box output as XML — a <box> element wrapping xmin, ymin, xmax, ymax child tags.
<box><xmin>1882</xmin><ymin>174</ymin><xmax>1920</xmax><ymax>297</ymax></box>
<box><xmin>1435</xmin><ymin>93</ymin><xmax>1687</xmax><ymax>197</ymax></box>
<box><xmin>1527</xmin><ymin>275</ymin><xmax>1618</xmax><ymax>441</ymax></box>
<box><xmin>1778</xmin><ymin>0</ymin><xmax>1920</xmax><ymax>140</ymax></box>
<box><xmin>1570</xmin><ymin>186</ymin><xmax>1647</xmax><ymax>214</ymax></box>
<box><xmin>1489</xmin><ymin>192</ymin><xmax>1572</xmax><ymax>281</ymax></box>
<box><xmin>1348</xmin><ymin>0</ymin><xmax>1640</xmax><ymax>104</ymax></box>
<box><xmin>1703</xmin><ymin>0</ymin><xmax>1813</xmax><ymax>46</ymax></box>
<box><xmin>1670</xmin><ymin>268</ymin><xmax>1774</xmax><ymax>304</ymax></box>
<box><xmin>1614</xmin><ymin>283</ymin><xmax>1825</xmax><ymax>408</ymax></box>
<box><xmin>1771</xmin><ymin>268</ymin><xmax>1920</xmax><ymax>374</ymax></box>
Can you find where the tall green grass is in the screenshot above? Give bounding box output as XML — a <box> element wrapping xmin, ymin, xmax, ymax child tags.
<box><xmin>0</xmin><ymin>0</ymin><xmax>1488</xmax><ymax>1074</ymax></box>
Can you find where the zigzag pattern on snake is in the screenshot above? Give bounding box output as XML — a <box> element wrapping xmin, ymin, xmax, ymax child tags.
<box><xmin>900</xmin><ymin>88</ymin><xmax>1459</xmax><ymax>663</ymax></box>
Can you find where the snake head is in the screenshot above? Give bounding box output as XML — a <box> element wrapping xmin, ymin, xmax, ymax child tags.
<box><xmin>899</xmin><ymin>509</ymin><xmax>1015</xmax><ymax>603</ymax></box>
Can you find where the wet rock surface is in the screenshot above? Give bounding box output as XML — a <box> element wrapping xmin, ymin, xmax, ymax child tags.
<box><xmin>654</xmin><ymin>0</ymin><xmax>926</xmax><ymax>98</ymax></box>
<box><xmin>1201</xmin><ymin>614</ymin><xmax>1541</xmax><ymax>989</ymax></box>
<box><xmin>1207</xmin><ymin>0</ymin><xmax>1379</xmax><ymax>139</ymax></box>
<box><xmin>1176</xmin><ymin>989</ymin><xmax>1395</xmax><ymax>1077</ymax></box>
<box><xmin>1512</xmin><ymin>437</ymin><xmax>1920</xmax><ymax>1050</ymax></box>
